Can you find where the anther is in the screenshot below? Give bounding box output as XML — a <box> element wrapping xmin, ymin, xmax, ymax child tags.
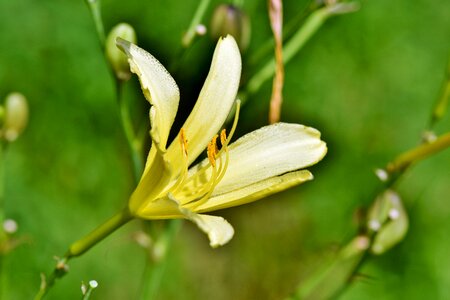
<box><xmin>220</xmin><ymin>129</ymin><xmax>227</xmax><ymax>147</ymax></box>
<box><xmin>207</xmin><ymin>134</ymin><xmax>219</xmax><ymax>166</ymax></box>
<box><xmin>179</xmin><ymin>128</ymin><xmax>188</xmax><ymax>156</ymax></box>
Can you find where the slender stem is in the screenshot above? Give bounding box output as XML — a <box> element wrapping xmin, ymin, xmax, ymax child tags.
<box><xmin>248</xmin><ymin>0</ymin><xmax>314</xmax><ymax>67</ymax></box>
<box><xmin>386</xmin><ymin>132</ymin><xmax>450</xmax><ymax>174</ymax></box>
<box><xmin>139</xmin><ymin>220</ymin><xmax>182</xmax><ymax>300</ymax></box>
<box><xmin>268</xmin><ymin>0</ymin><xmax>285</xmax><ymax>123</ymax></box>
<box><xmin>244</xmin><ymin>3</ymin><xmax>358</xmax><ymax>100</ymax></box>
<box><xmin>85</xmin><ymin>0</ymin><xmax>106</xmax><ymax>47</ymax></box>
<box><xmin>430</xmin><ymin>58</ymin><xmax>450</xmax><ymax>128</ymax></box>
<box><xmin>181</xmin><ymin>0</ymin><xmax>211</xmax><ymax>47</ymax></box>
<box><xmin>116</xmin><ymin>81</ymin><xmax>144</xmax><ymax>181</ymax></box>
<box><xmin>82</xmin><ymin>288</ymin><xmax>94</xmax><ymax>300</ymax></box>
<box><xmin>68</xmin><ymin>207</ymin><xmax>133</xmax><ymax>258</ymax></box>
<box><xmin>34</xmin><ymin>208</ymin><xmax>133</xmax><ymax>299</ymax></box>
<box><xmin>245</xmin><ymin>6</ymin><xmax>329</xmax><ymax>97</ymax></box>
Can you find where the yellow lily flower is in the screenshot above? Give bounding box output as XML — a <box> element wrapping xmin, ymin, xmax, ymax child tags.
<box><xmin>117</xmin><ymin>35</ymin><xmax>327</xmax><ymax>247</ymax></box>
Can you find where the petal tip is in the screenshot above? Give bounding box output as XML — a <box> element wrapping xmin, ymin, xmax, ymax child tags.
<box><xmin>116</xmin><ymin>37</ymin><xmax>132</xmax><ymax>55</ymax></box>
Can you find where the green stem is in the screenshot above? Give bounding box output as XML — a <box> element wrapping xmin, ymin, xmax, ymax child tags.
<box><xmin>247</xmin><ymin>0</ymin><xmax>314</xmax><ymax>67</ymax></box>
<box><xmin>139</xmin><ymin>220</ymin><xmax>182</xmax><ymax>300</ymax></box>
<box><xmin>181</xmin><ymin>0</ymin><xmax>211</xmax><ymax>47</ymax></box>
<box><xmin>34</xmin><ymin>208</ymin><xmax>133</xmax><ymax>299</ymax></box>
<box><xmin>81</xmin><ymin>282</ymin><xmax>98</xmax><ymax>300</ymax></box>
<box><xmin>85</xmin><ymin>0</ymin><xmax>106</xmax><ymax>47</ymax></box>
<box><xmin>116</xmin><ymin>82</ymin><xmax>143</xmax><ymax>181</ymax></box>
<box><xmin>430</xmin><ymin>58</ymin><xmax>450</xmax><ymax>128</ymax></box>
<box><xmin>68</xmin><ymin>207</ymin><xmax>133</xmax><ymax>258</ymax></box>
<box><xmin>244</xmin><ymin>3</ymin><xmax>358</xmax><ymax>100</ymax></box>
<box><xmin>386</xmin><ymin>132</ymin><xmax>450</xmax><ymax>174</ymax></box>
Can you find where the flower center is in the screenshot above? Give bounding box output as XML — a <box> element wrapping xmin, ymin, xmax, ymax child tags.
<box><xmin>168</xmin><ymin>100</ymin><xmax>240</xmax><ymax>209</ymax></box>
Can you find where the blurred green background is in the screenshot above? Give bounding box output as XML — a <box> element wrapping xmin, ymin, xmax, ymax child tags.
<box><xmin>0</xmin><ymin>0</ymin><xmax>449</xmax><ymax>299</ymax></box>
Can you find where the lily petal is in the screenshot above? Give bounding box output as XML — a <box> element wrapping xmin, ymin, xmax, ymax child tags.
<box><xmin>199</xmin><ymin>123</ymin><xmax>327</xmax><ymax>195</ymax></box>
<box><xmin>136</xmin><ymin>194</ymin><xmax>234</xmax><ymax>247</ymax></box>
<box><xmin>182</xmin><ymin>211</ymin><xmax>235</xmax><ymax>248</ymax></box>
<box><xmin>128</xmin><ymin>147</ymin><xmax>174</xmax><ymax>213</ymax></box>
<box><xmin>166</xmin><ymin>35</ymin><xmax>242</xmax><ymax>170</ymax></box>
<box><xmin>116</xmin><ymin>38</ymin><xmax>179</xmax><ymax>152</ymax></box>
<box><xmin>194</xmin><ymin>170</ymin><xmax>313</xmax><ymax>212</ymax></box>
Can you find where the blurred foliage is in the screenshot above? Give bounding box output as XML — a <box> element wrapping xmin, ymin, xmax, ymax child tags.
<box><xmin>0</xmin><ymin>0</ymin><xmax>449</xmax><ymax>299</ymax></box>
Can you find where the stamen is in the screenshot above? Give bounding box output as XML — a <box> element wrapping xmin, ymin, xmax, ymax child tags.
<box><xmin>216</xmin><ymin>130</ymin><xmax>229</xmax><ymax>183</ymax></box>
<box><xmin>173</xmin><ymin>102</ymin><xmax>239</xmax><ymax>206</ymax></box>
<box><xmin>207</xmin><ymin>135</ymin><xmax>218</xmax><ymax>167</ymax></box>
<box><xmin>180</xmin><ymin>128</ymin><xmax>188</xmax><ymax>157</ymax></box>
<box><xmin>188</xmin><ymin>130</ymin><xmax>230</xmax><ymax>209</ymax></box>
<box><xmin>182</xmin><ymin>154</ymin><xmax>218</xmax><ymax>206</ymax></box>
<box><xmin>227</xmin><ymin>99</ymin><xmax>241</xmax><ymax>144</ymax></box>
<box><xmin>168</xmin><ymin>128</ymin><xmax>189</xmax><ymax>194</ymax></box>
<box><xmin>220</xmin><ymin>129</ymin><xmax>227</xmax><ymax>146</ymax></box>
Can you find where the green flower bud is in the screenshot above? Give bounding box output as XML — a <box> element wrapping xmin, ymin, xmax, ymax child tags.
<box><xmin>366</xmin><ymin>190</ymin><xmax>392</xmax><ymax>232</ymax></box>
<box><xmin>340</xmin><ymin>235</ymin><xmax>370</xmax><ymax>258</ymax></box>
<box><xmin>210</xmin><ymin>4</ymin><xmax>251</xmax><ymax>52</ymax></box>
<box><xmin>105</xmin><ymin>23</ymin><xmax>137</xmax><ymax>81</ymax></box>
<box><xmin>370</xmin><ymin>190</ymin><xmax>409</xmax><ymax>255</ymax></box>
<box><xmin>2</xmin><ymin>92</ymin><xmax>29</xmax><ymax>142</ymax></box>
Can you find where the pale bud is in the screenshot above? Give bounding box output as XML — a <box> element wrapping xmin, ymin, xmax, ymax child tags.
<box><xmin>106</xmin><ymin>23</ymin><xmax>137</xmax><ymax>81</ymax></box>
<box><xmin>89</xmin><ymin>280</ymin><xmax>98</xmax><ymax>288</ymax></box>
<box><xmin>371</xmin><ymin>190</ymin><xmax>409</xmax><ymax>255</ymax></box>
<box><xmin>210</xmin><ymin>4</ymin><xmax>251</xmax><ymax>52</ymax></box>
<box><xmin>340</xmin><ymin>235</ymin><xmax>370</xmax><ymax>258</ymax></box>
<box><xmin>374</xmin><ymin>168</ymin><xmax>389</xmax><ymax>182</ymax></box>
<box><xmin>2</xmin><ymin>93</ymin><xmax>29</xmax><ymax>142</ymax></box>
<box><xmin>81</xmin><ymin>282</ymin><xmax>87</xmax><ymax>295</ymax></box>
<box><xmin>366</xmin><ymin>191</ymin><xmax>391</xmax><ymax>232</ymax></box>
<box><xmin>3</xmin><ymin>219</ymin><xmax>18</xmax><ymax>234</ymax></box>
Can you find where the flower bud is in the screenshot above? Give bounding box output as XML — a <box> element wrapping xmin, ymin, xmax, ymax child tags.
<box><xmin>105</xmin><ymin>23</ymin><xmax>137</xmax><ymax>81</ymax></box>
<box><xmin>210</xmin><ymin>4</ymin><xmax>251</xmax><ymax>52</ymax></box>
<box><xmin>340</xmin><ymin>235</ymin><xmax>370</xmax><ymax>258</ymax></box>
<box><xmin>370</xmin><ymin>190</ymin><xmax>409</xmax><ymax>255</ymax></box>
<box><xmin>366</xmin><ymin>190</ymin><xmax>392</xmax><ymax>232</ymax></box>
<box><xmin>2</xmin><ymin>93</ymin><xmax>29</xmax><ymax>142</ymax></box>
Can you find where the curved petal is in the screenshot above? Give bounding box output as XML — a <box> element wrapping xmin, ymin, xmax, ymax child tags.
<box><xmin>194</xmin><ymin>170</ymin><xmax>313</xmax><ymax>212</ymax></box>
<box><xmin>128</xmin><ymin>146</ymin><xmax>174</xmax><ymax>214</ymax></box>
<box><xmin>166</xmin><ymin>35</ymin><xmax>242</xmax><ymax>169</ymax></box>
<box><xmin>184</xmin><ymin>213</ymin><xmax>234</xmax><ymax>248</ymax></box>
<box><xmin>117</xmin><ymin>38</ymin><xmax>179</xmax><ymax>151</ymax></box>
<box><xmin>134</xmin><ymin>194</ymin><xmax>235</xmax><ymax>247</ymax></box>
<box><xmin>133</xmin><ymin>190</ymin><xmax>184</xmax><ymax>219</ymax></box>
<box><xmin>212</xmin><ymin>123</ymin><xmax>326</xmax><ymax>195</ymax></box>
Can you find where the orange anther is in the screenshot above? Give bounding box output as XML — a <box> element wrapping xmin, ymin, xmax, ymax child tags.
<box><xmin>179</xmin><ymin>128</ymin><xmax>188</xmax><ymax>156</ymax></box>
<box><xmin>220</xmin><ymin>129</ymin><xmax>227</xmax><ymax>147</ymax></box>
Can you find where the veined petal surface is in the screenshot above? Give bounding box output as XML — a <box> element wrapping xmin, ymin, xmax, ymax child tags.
<box><xmin>212</xmin><ymin>123</ymin><xmax>326</xmax><ymax>195</ymax></box>
<box><xmin>128</xmin><ymin>147</ymin><xmax>174</xmax><ymax>213</ymax></box>
<box><xmin>116</xmin><ymin>38</ymin><xmax>179</xmax><ymax>151</ymax></box>
<box><xmin>194</xmin><ymin>170</ymin><xmax>313</xmax><ymax>212</ymax></box>
<box><xmin>166</xmin><ymin>35</ymin><xmax>241</xmax><ymax>169</ymax></box>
